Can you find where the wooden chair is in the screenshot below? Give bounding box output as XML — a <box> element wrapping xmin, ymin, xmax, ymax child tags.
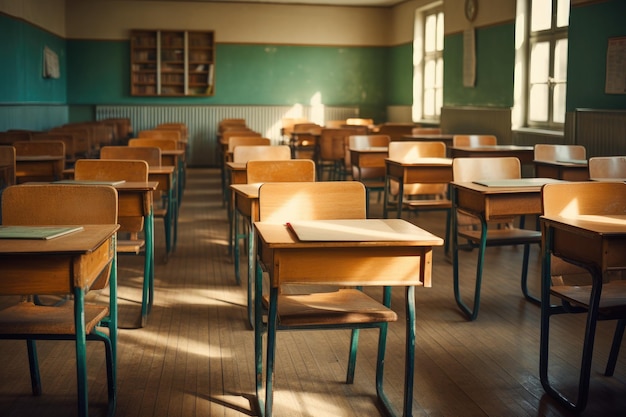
<box><xmin>219</xmin><ymin>130</ymin><xmax>261</xmax><ymax>201</ymax></box>
<box><xmin>0</xmin><ymin>130</ymin><xmax>32</xmax><ymax>144</ymax></box>
<box><xmin>236</xmin><ymin>159</ymin><xmax>316</xmax><ymax>326</ymax></box>
<box><xmin>254</xmin><ymin>181</ymin><xmax>420</xmax><ymax>417</ymax></box>
<box><xmin>534</xmin><ymin>143</ymin><xmax>586</xmax><ymax>162</ymax></box>
<box><xmin>452</xmin><ymin>135</ymin><xmax>497</xmax><ymax>147</ymax></box>
<box><xmin>31</xmin><ymin>132</ymin><xmax>82</xmax><ymax>166</ymax></box>
<box><xmin>227</xmin><ymin>136</ymin><xmax>271</xmax><ymax>158</ymax></box>
<box><xmin>412</xmin><ymin>127</ymin><xmax>442</xmax><ymax>135</ymax></box>
<box><xmin>348</xmin><ymin>134</ymin><xmax>390</xmax><ymax>214</ymax></box>
<box><xmin>232</xmin><ymin>145</ymin><xmax>291</xmax><ymax>164</ymax></box>
<box><xmin>0</xmin><ymin>145</ymin><xmax>16</xmax><ymax>189</ymax></box>
<box><xmin>138</xmin><ymin>129</ymin><xmax>181</xmax><ymax>142</ymax></box>
<box><xmin>317</xmin><ymin>127</ymin><xmax>359</xmax><ymax>180</ymax></box>
<box><xmin>13</xmin><ymin>140</ymin><xmax>65</xmax><ymax>183</ymax></box>
<box><xmin>0</xmin><ymin>183</ymin><xmax>118</xmax><ymax>417</ymax></box>
<box><xmin>100</xmin><ymin>146</ymin><xmax>175</xmax><ymax>256</ymax></box>
<box><xmin>451</xmin><ymin>157</ymin><xmax>542</xmax><ymax>320</ymax></box>
<box><xmin>74</xmin><ymin>159</ymin><xmax>154</xmax><ymax>326</ymax></box>
<box><xmin>540</xmin><ymin>181</ymin><xmax>626</xmax><ymax>412</ymax></box>
<box><xmin>376</xmin><ymin>122</ymin><xmax>418</xmax><ymax>140</ymax></box>
<box><xmin>157</xmin><ymin>123</ymin><xmax>188</xmax><ymax>141</ymax></box>
<box><xmin>384</xmin><ymin>141</ymin><xmax>452</xmax><ymax>251</ymax></box>
<box><xmin>589</xmin><ymin>155</ymin><xmax>626</xmax><ymax>179</ymax></box>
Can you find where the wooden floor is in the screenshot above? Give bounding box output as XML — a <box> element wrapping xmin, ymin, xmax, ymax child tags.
<box><xmin>0</xmin><ymin>167</ymin><xmax>624</xmax><ymax>417</ymax></box>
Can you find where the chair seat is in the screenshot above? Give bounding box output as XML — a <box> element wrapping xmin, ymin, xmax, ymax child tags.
<box><xmin>117</xmin><ymin>239</ymin><xmax>145</xmax><ymax>254</ymax></box>
<box><xmin>552</xmin><ymin>280</ymin><xmax>626</xmax><ymax>316</ymax></box>
<box><xmin>263</xmin><ymin>288</ymin><xmax>397</xmax><ymax>326</ymax></box>
<box><xmin>0</xmin><ymin>302</ymin><xmax>108</xmax><ymax>335</ymax></box>
<box><xmin>459</xmin><ymin>228</ymin><xmax>541</xmax><ymax>245</ymax></box>
<box><xmin>403</xmin><ymin>199</ymin><xmax>452</xmax><ymax>209</ymax></box>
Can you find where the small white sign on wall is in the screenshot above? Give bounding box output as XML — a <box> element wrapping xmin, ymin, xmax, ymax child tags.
<box><xmin>43</xmin><ymin>46</ymin><xmax>60</xmax><ymax>79</ymax></box>
<box><xmin>606</xmin><ymin>36</ymin><xmax>626</xmax><ymax>94</ymax></box>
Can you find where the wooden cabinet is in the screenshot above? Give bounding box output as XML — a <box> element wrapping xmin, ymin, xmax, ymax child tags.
<box><xmin>130</xmin><ymin>30</ymin><xmax>215</xmax><ymax>96</ymax></box>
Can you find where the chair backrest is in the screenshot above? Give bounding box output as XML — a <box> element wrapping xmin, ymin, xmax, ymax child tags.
<box><xmin>138</xmin><ymin>129</ymin><xmax>181</xmax><ymax>142</ymax></box>
<box><xmin>13</xmin><ymin>140</ymin><xmax>66</xmax><ymax>182</ymax></box>
<box><xmin>219</xmin><ymin>118</ymin><xmax>247</xmax><ymax>134</ymax></box>
<box><xmin>100</xmin><ymin>146</ymin><xmax>162</xmax><ymax>167</ymax></box>
<box><xmin>345</xmin><ymin>118</ymin><xmax>374</xmax><ymax>127</ymax></box>
<box><xmin>324</xmin><ymin>120</ymin><xmax>346</xmax><ymax>128</ymax></box>
<box><xmin>348</xmin><ymin>134</ymin><xmax>390</xmax><ymax>150</ymax></box>
<box><xmin>452</xmin><ymin>157</ymin><xmax>520</xmax><ymax>182</ymax></box>
<box><xmin>281</xmin><ymin>117</ymin><xmax>309</xmax><ymax>136</ymax></box>
<box><xmin>534</xmin><ymin>144</ymin><xmax>586</xmax><ymax>162</ymax></box>
<box><xmin>246</xmin><ymin>159</ymin><xmax>316</xmax><ymax>183</ymax></box>
<box><xmin>221</xmin><ymin>129</ymin><xmax>261</xmax><ymax>144</ymax></box>
<box><xmin>74</xmin><ymin>159</ymin><xmax>148</xmax><ymax>233</ymax></box>
<box><xmin>258</xmin><ymin>181</ymin><xmax>366</xmax><ymax>222</ymax></box>
<box><xmin>233</xmin><ymin>145</ymin><xmax>291</xmax><ymax>163</ymax></box>
<box><xmin>156</xmin><ymin>123</ymin><xmax>188</xmax><ymax>140</ymax></box>
<box><xmin>2</xmin><ymin>184</ymin><xmax>118</xmax><ymax>226</ymax></box>
<box><xmin>588</xmin><ymin>156</ymin><xmax>626</xmax><ymax>179</ymax></box>
<box><xmin>228</xmin><ymin>136</ymin><xmax>271</xmax><ymax>153</ymax></box>
<box><xmin>376</xmin><ymin>123</ymin><xmax>418</xmax><ymax>139</ymax></box>
<box><xmin>293</xmin><ymin>123</ymin><xmax>322</xmax><ymax>135</ymax></box>
<box><xmin>319</xmin><ymin>128</ymin><xmax>359</xmax><ymax>161</ymax></box>
<box><xmin>13</xmin><ymin>140</ymin><xmax>65</xmax><ymax>158</ymax></box>
<box><xmin>452</xmin><ymin>135</ymin><xmax>497</xmax><ymax>147</ymax></box>
<box><xmin>388</xmin><ymin>141</ymin><xmax>447</xmax><ymax>196</ymax></box>
<box><xmin>542</xmin><ymin>181</ymin><xmax>626</xmax><ymax>217</ymax></box>
<box><xmin>128</xmin><ymin>138</ymin><xmax>177</xmax><ymax>151</ymax></box>
<box><xmin>0</xmin><ymin>145</ymin><xmax>16</xmax><ymax>187</ymax></box>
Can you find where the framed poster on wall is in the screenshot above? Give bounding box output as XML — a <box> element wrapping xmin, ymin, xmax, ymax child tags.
<box><xmin>605</xmin><ymin>36</ymin><xmax>626</xmax><ymax>94</ymax></box>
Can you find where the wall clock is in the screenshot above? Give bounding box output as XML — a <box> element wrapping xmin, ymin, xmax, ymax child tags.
<box><xmin>465</xmin><ymin>0</ymin><xmax>477</xmax><ymax>22</ymax></box>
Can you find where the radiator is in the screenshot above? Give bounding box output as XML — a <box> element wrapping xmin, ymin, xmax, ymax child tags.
<box><xmin>573</xmin><ymin>109</ymin><xmax>626</xmax><ymax>157</ymax></box>
<box><xmin>96</xmin><ymin>105</ymin><xmax>358</xmax><ymax>166</ymax></box>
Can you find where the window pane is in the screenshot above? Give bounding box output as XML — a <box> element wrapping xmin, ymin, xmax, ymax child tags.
<box><xmin>530</xmin><ymin>42</ymin><xmax>549</xmax><ymax>83</ymax></box>
<box><xmin>553</xmin><ymin>84</ymin><xmax>566</xmax><ymax>123</ymax></box>
<box><xmin>424</xmin><ymin>90</ymin><xmax>435</xmax><ymax>116</ymax></box>
<box><xmin>424</xmin><ymin>60</ymin><xmax>435</xmax><ymax>87</ymax></box>
<box><xmin>425</xmin><ymin>14</ymin><xmax>437</xmax><ymax>52</ymax></box>
<box><xmin>436</xmin><ymin>12</ymin><xmax>444</xmax><ymax>51</ymax></box>
<box><xmin>531</xmin><ymin>0</ymin><xmax>552</xmax><ymax>32</ymax></box>
<box><xmin>556</xmin><ymin>0</ymin><xmax>570</xmax><ymax>27</ymax></box>
<box><xmin>435</xmin><ymin>88</ymin><xmax>442</xmax><ymax>116</ymax></box>
<box><xmin>554</xmin><ymin>39</ymin><xmax>568</xmax><ymax>81</ymax></box>
<box><xmin>529</xmin><ymin>85</ymin><xmax>548</xmax><ymax>122</ymax></box>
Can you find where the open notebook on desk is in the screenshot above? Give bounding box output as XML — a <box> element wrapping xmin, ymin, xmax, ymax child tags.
<box><xmin>0</xmin><ymin>225</ymin><xmax>84</xmax><ymax>240</ymax></box>
<box><xmin>472</xmin><ymin>178</ymin><xmax>563</xmax><ymax>187</ymax></box>
<box><xmin>286</xmin><ymin>219</ymin><xmax>417</xmax><ymax>242</ymax></box>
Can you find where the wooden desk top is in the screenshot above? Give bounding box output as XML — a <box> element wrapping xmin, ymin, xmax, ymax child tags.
<box><xmin>350</xmin><ymin>147</ymin><xmax>388</xmax><ymax>153</ymax></box>
<box><xmin>452</xmin><ymin>178</ymin><xmax>561</xmax><ymax>194</ymax></box>
<box><xmin>16</xmin><ymin>155</ymin><xmax>64</xmax><ymax>161</ymax></box>
<box><xmin>226</xmin><ymin>162</ymin><xmax>246</xmax><ymax>170</ymax></box>
<box><xmin>534</xmin><ymin>159</ymin><xmax>588</xmax><ymax>167</ymax></box>
<box><xmin>161</xmin><ymin>149</ymin><xmax>185</xmax><ymax>156</ymax></box>
<box><xmin>542</xmin><ymin>214</ymin><xmax>626</xmax><ymax>236</ymax></box>
<box><xmin>230</xmin><ymin>183</ymin><xmax>261</xmax><ymax>198</ymax></box>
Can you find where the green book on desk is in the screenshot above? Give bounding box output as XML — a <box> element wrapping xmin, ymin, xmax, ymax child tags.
<box><xmin>54</xmin><ymin>179</ymin><xmax>126</xmax><ymax>186</ymax></box>
<box><xmin>0</xmin><ymin>226</ymin><xmax>84</xmax><ymax>240</ymax></box>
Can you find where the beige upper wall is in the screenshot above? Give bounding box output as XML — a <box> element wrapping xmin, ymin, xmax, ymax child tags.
<box><xmin>64</xmin><ymin>0</ymin><xmax>392</xmax><ymax>46</ymax></box>
<box><xmin>0</xmin><ymin>0</ymin><xmax>66</xmax><ymax>36</ymax></box>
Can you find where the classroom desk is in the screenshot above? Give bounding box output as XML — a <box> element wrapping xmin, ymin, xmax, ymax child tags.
<box><xmin>450</xmin><ymin>179</ymin><xmax>557</xmax><ymax>320</ymax></box>
<box><xmin>15</xmin><ymin>155</ymin><xmax>65</xmax><ymax>182</ymax></box>
<box><xmin>0</xmin><ymin>224</ymin><xmax>119</xmax><ymax>417</ymax></box>
<box><xmin>349</xmin><ymin>147</ymin><xmax>389</xmax><ymax>172</ymax></box>
<box><xmin>225</xmin><ymin>162</ymin><xmax>247</xmax><ymax>258</ymax></box>
<box><xmin>161</xmin><ymin>149</ymin><xmax>185</xmax><ymax>205</ymax></box>
<box><xmin>383</xmin><ymin>157</ymin><xmax>453</xmax><ymax>218</ymax></box>
<box><xmin>400</xmin><ymin>133</ymin><xmax>454</xmax><ymax>148</ymax></box>
<box><xmin>148</xmin><ymin>166</ymin><xmax>178</xmax><ymax>255</ymax></box>
<box><xmin>49</xmin><ymin>180</ymin><xmax>158</xmax><ymax>326</ymax></box>
<box><xmin>253</xmin><ymin>218</ymin><xmax>443</xmax><ymax>417</ymax></box>
<box><xmin>450</xmin><ymin>145</ymin><xmax>534</xmax><ymax>165</ymax></box>
<box><xmin>533</xmin><ymin>159</ymin><xmax>589</xmax><ymax>181</ymax></box>
<box><xmin>540</xmin><ymin>213</ymin><xmax>626</xmax><ymax>411</ymax></box>
<box><xmin>230</xmin><ymin>183</ymin><xmax>261</xmax><ymax>328</ymax></box>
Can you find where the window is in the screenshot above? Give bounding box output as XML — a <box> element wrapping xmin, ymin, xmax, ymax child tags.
<box><xmin>413</xmin><ymin>7</ymin><xmax>443</xmax><ymax>122</ymax></box>
<box><xmin>526</xmin><ymin>0</ymin><xmax>569</xmax><ymax>128</ymax></box>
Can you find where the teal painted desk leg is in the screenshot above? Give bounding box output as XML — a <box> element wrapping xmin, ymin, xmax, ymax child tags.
<box><xmin>254</xmin><ymin>262</ymin><xmax>267</xmax><ymax>416</ymax></box>
<box><xmin>233</xmin><ymin>208</ymin><xmax>241</xmax><ymax>285</ymax></box>
<box><xmin>74</xmin><ymin>288</ymin><xmax>89</xmax><ymax>417</ymax></box>
<box><xmin>247</xmin><ymin>217</ymin><xmax>256</xmax><ymax>329</ymax></box>
<box><xmin>141</xmin><ymin>208</ymin><xmax>154</xmax><ymax>327</ymax></box>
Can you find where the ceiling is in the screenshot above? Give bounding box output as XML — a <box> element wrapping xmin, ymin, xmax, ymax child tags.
<box><xmin>129</xmin><ymin>0</ymin><xmax>406</xmax><ymax>7</ymax></box>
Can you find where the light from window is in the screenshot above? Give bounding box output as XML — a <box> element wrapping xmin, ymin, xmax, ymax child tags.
<box><xmin>423</xmin><ymin>10</ymin><xmax>444</xmax><ymax>119</ymax></box>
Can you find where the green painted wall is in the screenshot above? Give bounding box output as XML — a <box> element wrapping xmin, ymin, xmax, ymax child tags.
<box><xmin>388</xmin><ymin>42</ymin><xmax>413</xmax><ymax>106</ymax></box>
<box><xmin>567</xmin><ymin>0</ymin><xmax>626</xmax><ymax>111</ymax></box>
<box><xmin>443</xmin><ymin>23</ymin><xmax>514</xmax><ymax>108</ymax></box>
<box><xmin>66</xmin><ymin>40</ymin><xmax>389</xmax><ymax>119</ymax></box>
<box><xmin>0</xmin><ymin>14</ymin><xmax>66</xmax><ymax>103</ymax></box>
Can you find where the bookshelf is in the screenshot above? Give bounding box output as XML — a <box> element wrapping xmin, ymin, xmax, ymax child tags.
<box><xmin>130</xmin><ymin>30</ymin><xmax>215</xmax><ymax>96</ymax></box>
